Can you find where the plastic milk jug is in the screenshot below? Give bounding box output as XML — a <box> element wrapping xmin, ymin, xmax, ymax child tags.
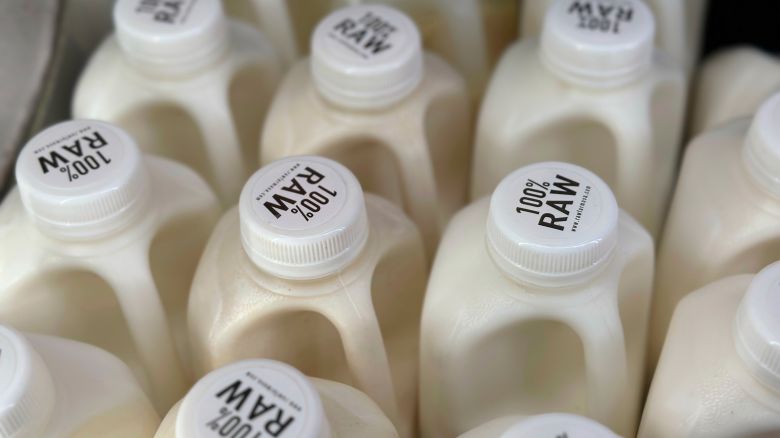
<box><xmin>458</xmin><ymin>413</ymin><xmax>620</xmax><ymax>438</ymax></box>
<box><xmin>651</xmin><ymin>92</ymin><xmax>780</xmax><ymax>365</ymax></box>
<box><xmin>0</xmin><ymin>120</ymin><xmax>221</xmax><ymax>412</ymax></box>
<box><xmin>154</xmin><ymin>359</ymin><xmax>399</xmax><ymax>438</ymax></box>
<box><xmin>187</xmin><ymin>156</ymin><xmax>427</xmax><ymax>437</ymax></box>
<box><xmin>691</xmin><ymin>46</ymin><xmax>780</xmax><ymax>136</ymax></box>
<box><xmin>520</xmin><ymin>0</ymin><xmax>707</xmax><ymax>73</ymax></box>
<box><xmin>420</xmin><ymin>162</ymin><xmax>654</xmax><ymax>437</ymax></box>
<box><xmin>0</xmin><ymin>325</ymin><xmax>160</xmax><ymax>437</ymax></box>
<box><xmin>72</xmin><ymin>0</ymin><xmax>283</xmax><ymax>206</ymax></box>
<box><xmin>640</xmin><ymin>262</ymin><xmax>780</xmax><ymax>437</ymax></box>
<box><xmin>471</xmin><ymin>0</ymin><xmax>685</xmax><ymax>239</ymax></box>
<box><xmin>260</xmin><ymin>4</ymin><xmax>471</xmax><ymax>256</ymax></box>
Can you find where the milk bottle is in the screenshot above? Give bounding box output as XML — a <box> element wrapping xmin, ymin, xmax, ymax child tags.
<box><xmin>471</xmin><ymin>0</ymin><xmax>685</xmax><ymax>239</ymax></box>
<box><xmin>0</xmin><ymin>120</ymin><xmax>221</xmax><ymax>412</ymax></box>
<box><xmin>226</xmin><ymin>0</ymin><xmax>517</xmax><ymax>98</ymax></box>
<box><xmin>187</xmin><ymin>156</ymin><xmax>427</xmax><ymax>437</ymax></box>
<box><xmin>691</xmin><ymin>46</ymin><xmax>780</xmax><ymax>136</ymax></box>
<box><xmin>459</xmin><ymin>413</ymin><xmax>621</xmax><ymax>438</ymax></box>
<box><xmin>72</xmin><ymin>0</ymin><xmax>282</xmax><ymax>206</ymax></box>
<box><xmin>520</xmin><ymin>0</ymin><xmax>707</xmax><ymax>74</ymax></box>
<box><xmin>0</xmin><ymin>325</ymin><xmax>159</xmax><ymax>437</ymax></box>
<box><xmin>420</xmin><ymin>162</ymin><xmax>654</xmax><ymax>437</ymax></box>
<box><xmin>651</xmin><ymin>92</ymin><xmax>780</xmax><ymax>366</ymax></box>
<box><xmin>154</xmin><ymin>359</ymin><xmax>399</xmax><ymax>438</ymax></box>
<box><xmin>260</xmin><ymin>4</ymin><xmax>471</xmax><ymax>256</ymax></box>
<box><xmin>640</xmin><ymin>262</ymin><xmax>780</xmax><ymax>438</ymax></box>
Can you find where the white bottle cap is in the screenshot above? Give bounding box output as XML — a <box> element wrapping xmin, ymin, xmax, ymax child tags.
<box><xmin>239</xmin><ymin>156</ymin><xmax>369</xmax><ymax>280</ymax></box>
<box><xmin>486</xmin><ymin>162</ymin><xmax>619</xmax><ymax>287</ymax></box>
<box><xmin>743</xmin><ymin>92</ymin><xmax>780</xmax><ymax>196</ymax></box>
<box><xmin>500</xmin><ymin>413</ymin><xmax>620</xmax><ymax>437</ymax></box>
<box><xmin>14</xmin><ymin>120</ymin><xmax>151</xmax><ymax>240</ymax></box>
<box><xmin>0</xmin><ymin>326</ymin><xmax>56</xmax><ymax>437</ymax></box>
<box><xmin>176</xmin><ymin>359</ymin><xmax>330</xmax><ymax>438</ymax></box>
<box><xmin>114</xmin><ymin>0</ymin><xmax>228</xmax><ymax>75</ymax></box>
<box><xmin>540</xmin><ymin>0</ymin><xmax>655</xmax><ymax>88</ymax></box>
<box><xmin>734</xmin><ymin>261</ymin><xmax>780</xmax><ymax>394</ymax></box>
<box><xmin>310</xmin><ymin>4</ymin><xmax>423</xmax><ymax>109</ymax></box>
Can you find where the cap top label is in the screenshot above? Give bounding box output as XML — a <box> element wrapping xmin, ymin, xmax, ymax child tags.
<box><xmin>551</xmin><ymin>0</ymin><xmax>648</xmax><ymax>43</ymax></box>
<box><xmin>504</xmin><ymin>167</ymin><xmax>600</xmax><ymax>239</ymax></box>
<box><xmin>195</xmin><ymin>366</ymin><xmax>312</xmax><ymax>437</ymax></box>
<box><xmin>250</xmin><ymin>160</ymin><xmax>348</xmax><ymax>231</ymax></box>
<box><xmin>131</xmin><ymin>0</ymin><xmax>196</xmax><ymax>26</ymax></box>
<box><xmin>20</xmin><ymin>122</ymin><xmax>126</xmax><ymax>190</ymax></box>
<box><xmin>317</xmin><ymin>6</ymin><xmax>412</xmax><ymax>63</ymax></box>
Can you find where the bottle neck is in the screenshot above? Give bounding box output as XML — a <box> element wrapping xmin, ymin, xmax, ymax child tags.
<box><xmin>119</xmin><ymin>29</ymin><xmax>229</xmax><ymax>78</ymax></box>
<box><xmin>539</xmin><ymin>45</ymin><xmax>651</xmax><ymax>89</ymax></box>
<box><xmin>742</xmin><ymin>129</ymin><xmax>780</xmax><ymax>198</ymax></box>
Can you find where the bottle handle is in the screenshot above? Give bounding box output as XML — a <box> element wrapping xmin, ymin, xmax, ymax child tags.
<box><xmin>567</xmin><ymin>294</ymin><xmax>629</xmax><ymax>433</ymax></box>
<box><xmin>324</xmin><ymin>283</ymin><xmax>401</xmax><ymax>429</ymax></box>
<box><xmin>184</xmin><ymin>90</ymin><xmax>248</xmax><ymax>206</ymax></box>
<box><xmin>96</xmin><ymin>252</ymin><xmax>188</xmax><ymax>413</ymax></box>
<box><xmin>249</xmin><ymin>0</ymin><xmax>299</xmax><ymax>65</ymax></box>
<box><xmin>435</xmin><ymin>0</ymin><xmax>488</xmax><ymax>95</ymax></box>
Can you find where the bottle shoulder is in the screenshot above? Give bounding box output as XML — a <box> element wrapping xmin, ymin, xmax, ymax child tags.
<box><xmin>0</xmin><ymin>157</ymin><xmax>218</xmax><ymax>270</ymax></box>
<box><xmin>29</xmin><ymin>334</ymin><xmax>154</xmax><ymax>435</ymax></box>
<box><xmin>426</xmin><ymin>199</ymin><xmax>650</xmax><ymax>314</ymax></box>
<box><xmin>312</xmin><ymin>378</ymin><xmax>399</xmax><ymax>437</ymax></box>
<box><xmin>648</xmin><ymin>276</ymin><xmax>780</xmax><ymax>431</ymax></box>
<box><xmin>663</xmin><ymin>121</ymin><xmax>780</xmax><ymax>255</ymax></box>
<box><xmin>193</xmin><ymin>195</ymin><xmax>423</xmax><ymax>303</ymax></box>
<box><xmin>263</xmin><ymin>55</ymin><xmax>468</xmax><ymax>137</ymax></box>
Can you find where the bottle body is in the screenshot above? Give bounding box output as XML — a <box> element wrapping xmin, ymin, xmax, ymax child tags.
<box><xmin>471</xmin><ymin>39</ymin><xmax>685</xmax><ymax>238</ymax></box>
<box><xmin>0</xmin><ymin>156</ymin><xmax>221</xmax><ymax>412</ymax></box>
<box><xmin>155</xmin><ymin>377</ymin><xmax>398</xmax><ymax>437</ymax></box>
<box><xmin>691</xmin><ymin>46</ymin><xmax>780</xmax><ymax>136</ymax></box>
<box><xmin>419</xmin><ymin>197</ymin><xmax>654</xmax><ymax>437</ymax></box>
<box><xmin>72</xmin><ymin>22</ymin><xmax>282</xmax><ymax>206</ymax></box>
<box><xmin>188</xmin><ymin>195</ymin><xmax>427</xmax><ymax>437</ymax></box>
<box><xmin>520</xmin><ymin>0</ymin><xmax>707</xmax><ymax>73</ymax></box>
<box><xmin>260</xmin><ymin>55</ymin><xmax>471</xmax><ymax>256</ymax></box>
<box><xmin>650</xmin><ymin>121</ymin><xmax>780</xmax><ymax>364</ymax></box>
<box><xmin>640</xmin><ymin>275</ymin><xmax>780</xmax><ymax>438</ymax></box>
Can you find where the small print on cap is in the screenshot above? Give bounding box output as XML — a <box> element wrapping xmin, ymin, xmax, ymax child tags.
<box><xmin>247</xmin><ymin>159</ymin><xmax>349</xmax><ymax>232</ymax></box>
<box><xmin>16</xmin><ymin>120</ymin><xmax>127</xmax><ymax>191</ymax></box>
<box><xmin>552</xmin><ymin>0</ymin><xmax>649</xmax><ymax>42</ymax></box>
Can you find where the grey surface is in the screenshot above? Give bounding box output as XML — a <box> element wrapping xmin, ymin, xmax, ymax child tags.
<box><xmin>0</xmin><ymin>0</ymin><xmax>113</xmax><ymax>199</ymax></box>
<box><xmin>0</xmin><ymin>1</ymin><xmax>60</xmax><ymax>197</ymax></box>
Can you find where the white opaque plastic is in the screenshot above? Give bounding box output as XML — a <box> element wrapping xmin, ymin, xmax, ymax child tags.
<box><xmin>691</xmin><ymin>46</ymin><xmax>780</xmax><ymax>136</ymax></box>
<box><xmin>188</xmin><ymin>156</ymin><xmax>427</xmax><ymax>437</ymax></box>
<box><xmin>459</xmin><ymin>413</ymin><xmax>621</xmax><ymax>438</ymax></box>
<box><xmin>154</xmin><ymin>359</ymin><xmax>399</xmax><ymax>438</ymax></box>
<box><xmin>225</xmin><ymin>0</ymin><xmax>519</xmax><ymax>99</ymax></box>
<box><xmin>73</xmin><ymin>0</ymin><xmax>283</xmax><ymax>206</ymax></box>
<box><xmin>260</xmin><ymin>4</ymin><xmax>471</xmax><ymax>257</ymax></box>
<box><xmin>0</xmin><ymin>325</ymin><xmax>159</xmax><ymax>437</ymax></box>
<box><xmin>640</xmin><ymin>262</ymin><xmax>780</xmax><ymax>437</ymax></box>
<box><xmin>520</xmin><ymin>0</ymin><xmax>708</xmax><ymax>74</ymax></box>
<box><xmin>0</xmin><ymin>120</ymin><xmax>221</xmax><ymax>413</ymax></box>
<box><xmin>420</xmin><ymin>162</ymin><xmax>654</xmax><ymax>437</ymax></box>
<box><xmin>472</xmin><ymin>0</ymin><xmax>685</xmax><ymax>239</ymax></box>
<box><xmin>651</xmin><ymin>92</ymin><xmax>780</xmax><ymax>366</ymax></box>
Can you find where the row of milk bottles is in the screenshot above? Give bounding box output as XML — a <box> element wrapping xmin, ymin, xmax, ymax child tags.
<box><xmin>7</xmin><ymin>113</ymin><xmax>780</xmax><ymax>437</ymax></box>
<box><xmin>71</xmin><ymin>0</ymin><xmax>695</xmax><ymax>252</ymax></box>
<box><xmin>3</xmin><ymin>0</ymin><xmax>780</xmax><ymax>436</ymax></box>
